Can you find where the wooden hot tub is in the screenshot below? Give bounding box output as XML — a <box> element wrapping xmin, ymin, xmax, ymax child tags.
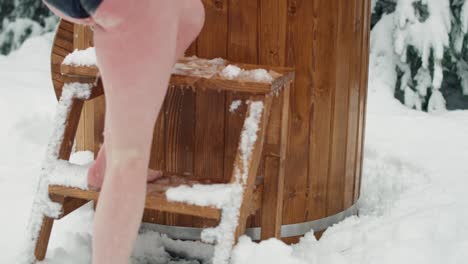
<box><xmin>50</xmin><ymin>0</ymin><xmax>370</xmax><ymax>243</ymax></box>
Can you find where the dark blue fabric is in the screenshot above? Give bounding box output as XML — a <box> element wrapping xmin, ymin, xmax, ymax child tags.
<box><xmin>45</xmin><ymin>0</ymin><xmax>102</xmax><ymax>18</ymax></box>
<box><xmin>80</xmin><ymin>0</ymin><xmax>102</xmax><ymax>14</ymax></box>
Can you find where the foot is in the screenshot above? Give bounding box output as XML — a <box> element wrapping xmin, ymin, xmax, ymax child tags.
<box><xmin>87</xmin><ymin>144</ymin><xmax>163</xmax><ymax>190</ymax></box>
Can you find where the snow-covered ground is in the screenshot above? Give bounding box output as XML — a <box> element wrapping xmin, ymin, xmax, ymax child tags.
<box><xmin>1</xmin><ymin>33</ymin><xmax>468</xmax><ymax>264</ymax></box>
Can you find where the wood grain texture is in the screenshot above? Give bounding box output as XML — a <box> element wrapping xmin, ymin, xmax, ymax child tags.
<box><xmin>326</xmin><ymin>0</ymin><xmax>353</xmax><ymax>216</ymax></box>
<box><xmin>355</xmin><ymin>0</ymin><xmax>371</xmax><ymax>203</ymax></box>
<box><xmin>284</xmin><ymin>0</ymin><xmax>313</xmax><ymax>225</ymax></box>
<box><xmin>34</xmin><ymin>217</ymin><xmax>54</xmax><ymax>260</ymax></box>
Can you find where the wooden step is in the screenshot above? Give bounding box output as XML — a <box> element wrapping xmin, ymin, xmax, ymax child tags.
<box><xmin>49</xmin><ymin>174</ymin><xmax>263</xmax><ymax>220</ymax></box>
<box><xmin>61</xmin><ymin>56</ymin><xmax>294</xmax><ymax>94</ymax></box>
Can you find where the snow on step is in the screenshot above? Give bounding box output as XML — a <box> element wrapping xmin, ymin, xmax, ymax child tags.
<box><xmin>166</xmin><ymin>184</ymin><xmax>235</xmax><ymax>208</ymax></box>
<box><xmin>62</xmin><ymin>49</ymin><xmax>277</xmax><ymax>83</ymax></box>
<box><xmin>62</xmin><ymin>47</ymin><xmax>97</xmax><ymax>67</ymax></box>
<box><xmin>49</xmin><ymin>160</ymin><xmax>90</xmax><ymax>190</ymax></box>
<box><xmin>220</xmin><ymin>65</ymin><xmax>275</xmax><ymax>83</ymax></box>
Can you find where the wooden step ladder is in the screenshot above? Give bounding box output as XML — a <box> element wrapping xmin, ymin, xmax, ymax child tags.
<box><xmin>26</xmin><ymin>52</ymin><xmax>294</xmax><ymax>263</ymax></box>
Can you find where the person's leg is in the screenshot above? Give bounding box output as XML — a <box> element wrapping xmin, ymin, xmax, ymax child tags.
<box><xmin>87</xmin><ymin>0</ymin><xmax>205</xmax><ymax>190</ymax></box>
<box><xmin>90</xmin><ymin>0</ymin><xmax>203</xmax><ymax>263</ymax></box>
<box><xmin>87</xmin><ymin>145</ymin><xmax>162</xmax><ymax>190</ymax></box>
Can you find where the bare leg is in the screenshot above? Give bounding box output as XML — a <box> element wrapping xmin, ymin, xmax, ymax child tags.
<box><xmin>90</xmin><ymin>0</ymin><xmax>204</xmax><ymax>263</ymax></box>
<box><xmin>87</xmin><ymin>145</ymin><xmax>162</xmax><ymax>190</ymax></box>
<box><xmin>87</xmin><ymin>0</ymin><xmax>205</xmax><ymax>190</ymax></box>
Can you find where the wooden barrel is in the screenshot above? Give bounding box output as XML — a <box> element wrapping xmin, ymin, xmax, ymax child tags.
<box><xmin>51</xmin><ymin>0</ymin><xmax>370</xmax><ymax>243</ymax></box>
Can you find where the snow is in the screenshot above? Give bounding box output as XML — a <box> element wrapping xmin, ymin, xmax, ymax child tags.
<box><xmin>166</xmin><ymin>184</ymin><xmax>235</xmax><ymax>208</ymax></box>
<box><xmin>390</xmin><ymin>0</ymin><xmax>452</xmax><ymax>111</ymax></box>
<box><xmin>62</xmin><ymin>47</ymin><xmax>97</xmax><ymax>67</ymax></box>
<box><xmin>229</xmin><ymin>100</ymin><xmax>242</xmax><ymax>113</ymax></box>
<box><xmin>220</xmin><ymin>65</ymin><xmax>274</xmax><ymax>83</ymax></box>
<box><xmin>1</xmin><ymin>33</ymin><xmax>468</xmax><ymax>264</ymax></box>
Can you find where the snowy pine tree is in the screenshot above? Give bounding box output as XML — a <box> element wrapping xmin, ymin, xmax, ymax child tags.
<box><xmin>372</xmin><ymin>0</ymin><xmax>468</xmax><ymax>111</ymax></box>
<box><xmin>0</xmin><ymin>0</ymin><xmax>57</xmax><ymax>55</ymax></box>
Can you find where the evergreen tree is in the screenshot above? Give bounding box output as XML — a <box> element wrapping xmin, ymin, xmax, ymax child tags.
<box><xmin>372</xmin><ymin>0</ymin><xmax>468</xmax><ymax>111</ymax></box>
<box><xmin>0</xmin><ymin>0</ymin><xmax>57</xmax><ymax>55</ymax></box>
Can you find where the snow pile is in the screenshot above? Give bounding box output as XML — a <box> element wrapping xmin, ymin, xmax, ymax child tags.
<box><xmin>48</xmin><ymin>160</ymin><xmax>91</xmax><ymax>190</ymax></box>
<box><xmin>220</xmin><ymin>65</ymin><xmax>275</xmax><ymax>83</ymax></box>
<box><xmin>0</xmin><ymin>18</ymin><xmax>44</xmax><ymax>55</ymax></box>
<box><xmin>229</xmin><ymin>100</ymin><xmax>242</xmax><ymax>113</ymax></box>
<box><xmin>62</xmin><ymin>47</ymin><xmax>97</xmax><ymax>67</ymax></box>
<box><xmin>394</xmin><ymin>0</ymin><xmax>451</xmax><ymax>90</ymax></box>
<box><xmin>166</xmin><ymin>184</ymin><xmax>235</xmax><ymax>208</ymax></box>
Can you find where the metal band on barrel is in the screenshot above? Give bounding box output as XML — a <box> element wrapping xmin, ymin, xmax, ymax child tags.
<box><xmin>141</xmin><ymin>202</ymin><xmax>359</xmax><ymax>241</ymax></box>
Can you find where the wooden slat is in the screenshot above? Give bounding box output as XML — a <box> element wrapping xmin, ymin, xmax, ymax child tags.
<box><xmin>34</xmin><ymin>217</ymin><xmax>54</xmax><ymax>260</ymax></box>
<box><xmin>354</xmin><ymin>0</ymin><xmax>371</xmax><ymax>203</ymax></box>
<box><xmin>224</xmin><ymin>0</ymin><xmax>259</xmax><ymax>190</ymax></box>
<box><xmin>49</xmin><ymin>179</ymin><xmax>264</xmax><ymax>221</ymax></box>
<box><xmin>261</xmin><ymin>83</ymin><xmax>290</xmax><ymax>239</ymax></box>
<box><xmin>72</xmin><ymin>25</ymin><xmax>96</xmax><ymax>153</ymax></box>
<box><xmin>164</xmin><ymin>88</ymin><xmax>195</xmax><ymax>176</ymax></box>
<box><xmin>326</xmin><ymin>0</ymin><xmax>353</xmax><ymax>216</ymax></box>
<box><xmin>198</xmin><ymin>0</ymin><xmax>228</xmax><ymax>59</ymax></box>
<box><xmin>61</xmin><ymin>64</ymin><xmax>100</xmax><ymax>78</ymax></box>
<box><xmin>344</xmin><ymin>0</ymin><xmax>363</xmax><ymax>208</ymax></box>
<box><xmin>193</xmin><ymin>0</ymin><xmax>229</xmax><ymax>229</ymax></box>
<box><xmin>234</xmin><ymin>96</ymin><xmax>272</xmax><ymax>240</ymax></box>
<box><xmin>194</xmin><ymin>89</ymin><xmax>225</xmax><ymax>181</ymax></box>
<box><xmin>49</xmin><ymin>185</ymin><xmax>221</xmax><ymax>220</ymax></box>
<box><xmin>224</xmin><ymin>94</ymin><xmax>248</xmax><ymax>181</ymax></box>
<box><xmin>60</xmin><ymin>20</ymin><xmax>74</xmax><ymax>32</ymax></box>
<box><xmin>228</xmin><ymin>0</ymin><xmax>258</xmax><ymax>63</ymax></box>
<box><xmin>258</xmin><ymin>0</ymin><xmax>288</xmax><ymax>238</ymax></box>
<box><xmin>61</xmin><ymin>63</ymin><xmax>294</xmax><ymax>94</ymax></box>
<box><xmin>284</xmin><ymin>0</ymin><xmax>312</xmax><ymax>225</ymax></box>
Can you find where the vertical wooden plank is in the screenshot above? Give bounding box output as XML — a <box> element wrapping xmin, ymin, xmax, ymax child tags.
<box><xmin>261</xmin><ymin>84</ymin><xmax>290</xmax><ymax>239</ymax></box>
<box><xmin>195</xmin><ymin>0</ymin><xmax>228</xmax><ymax>182</ymax></box>
<box><xmin>234</xmin><ymin>96</ymin><xmax>273</xmax><ymax>240</ymax></box>
<box><xmin>224</xmin><ymin>0</ymin><xmax>259</xmax><ymax>179</ymax></box>
<box><xmin>198</xmin><ymin>0</ymin><xmax>228</xmax><ymax>59</ymax></box>
<box><xmin>187</xmin><ymin>0</ymin><xmax>230</xmax><ymax>228</ymax></box>
<box><xmin>73</xmin><ymin>25</ymin><xmax>98</xmax><ymax>154</ymax></box>
<box><xmin>258</xmin><ymin>0</ymin><xmax>288</xmax><ymax>237</ymax></box>
<box><xmin>165</xmin><ymin>88</ymin><xmax>195</xmax><ymax>176</ymax></box>
<box><xmin>326</xmin><ymin>0</ymin><xmax>353</xmax><ymax>215</ymax></box>
<box><xmin>284</xmin><ymin>0</ymin><xmax>312</xmax><ymax>225</ymax></box>
<box><xmin>194</xmin><ymin>90</ymin><xmax>225</xmax><ymax>181</ymax></box>
<box><xmin>226</xmin><ymin>0</ymin><xmax>260</xmax><ymax>228</ymax></box>
<box><xmin>227</xmin><ymin>0</ymin><xmax>258</xmax><ymax>63</ymax></box>
<box><xmin>258</xmin><ymin>0</ymin><xmax>287</xmax><ymax>66</ymax></box>
<box><xmin>224</xmin><ymin>94</ymin><xmax>248</xmax><ymax>181</ymax></box>
<box><xmin>344</xmin><ymin>0</ymin><xmax>363</xmax><ymax>208</ymax></box>
<box><xmin>34</xmin><ymin>217</ymin><xmax>54</xmax><ymax>260</ymax></box>
<box><xmin>354</xmin><ymin>0</ymin><xmax>371</xmax><ymax>202</ymax></box>
<box><xmin>306</xmin><ymin>0</ymin><xmax>336</xmax><ymax>222</ymax></box>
